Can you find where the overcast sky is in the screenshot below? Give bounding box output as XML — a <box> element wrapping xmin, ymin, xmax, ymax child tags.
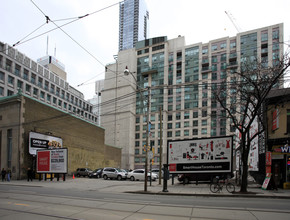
<box><xmin>1</xmin><ymin>0</ymin><xmax>290</xmax><ymax>99</ymax></box>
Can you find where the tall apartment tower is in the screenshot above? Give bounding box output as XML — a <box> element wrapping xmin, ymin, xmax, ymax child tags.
<box><xmin>119</xmin><ymin>0</ymin><xmax>149</xmax><ymax>51</ymax></box>
<box><xmin>103</xmin><ymin>24</ymin><xmax>283</xmax><ymax>170</ymax></box>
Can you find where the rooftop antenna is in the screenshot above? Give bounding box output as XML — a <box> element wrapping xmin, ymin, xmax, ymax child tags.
<box><xmin>46</xmin><ymin>35</ymin><xmax>49</xmax><ymax>55</ymax></box>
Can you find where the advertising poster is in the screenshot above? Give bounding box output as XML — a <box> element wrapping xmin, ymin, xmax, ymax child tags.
<box><xmin>37</xmin><ymin>148</ymin><xmax>68</xmax><ymax>173</ymax></box>
<box><xmin>168</xmin><ymin>136</ymin><xmax>233</xmax><ymax>173</ymax></box>
<box><xmin>29</xmin><ymin>132</ymin><xmax>63</xmax><ymax>155</ymax></box>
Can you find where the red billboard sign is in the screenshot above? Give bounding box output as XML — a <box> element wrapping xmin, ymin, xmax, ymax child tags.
<box><xmin>37</xmin><ymin>151</ymin><xmax>50</xmax><ymax>172</ymax></box>
<box><xmin>36</xmin><ymin>149</ymin><xmax>68</xmax><ymax>173</ymax></box>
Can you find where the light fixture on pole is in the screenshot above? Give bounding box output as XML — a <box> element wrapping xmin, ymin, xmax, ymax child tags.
<box><xmin>124</xmin><ymin>66</ymin><xmax>149</xmax><ymax>192</ymax></box>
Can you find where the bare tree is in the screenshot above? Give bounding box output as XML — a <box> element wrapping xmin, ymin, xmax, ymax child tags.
<box><xmin>213</xmin><ymin>53</ymin><xmax>290</xmax><ymax>192</ymax></box>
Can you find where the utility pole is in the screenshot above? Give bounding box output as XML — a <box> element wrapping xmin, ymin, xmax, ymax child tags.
<box><xmin>159</xmin><ymin>107</ymin><xmax>163</xmax><ymax>185</ymax></box>
<box><xmin>144</xmin><ymin>87</ymin><xmax>150</xmax><ymax>192</ymax></box>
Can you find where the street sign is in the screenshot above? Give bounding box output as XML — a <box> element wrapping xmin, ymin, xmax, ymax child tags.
<box><xmin>148</xmin><ymin>151</ymin><xmax>153</xmax><ymax>159</ymax></box>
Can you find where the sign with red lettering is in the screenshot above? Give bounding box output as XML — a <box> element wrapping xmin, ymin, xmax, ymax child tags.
<box><xmin>37</xmin><ymin>148</ymin><xmax>68</xmax><ymax>173</ymax></box>
<box><xmin>266</xmin><ymin>152</ymin><xmax>272</xmax><ymax>166</ymax></box>
<box><xmin>272</xmin><ymin>109</ymin><xmax>279</xmax><ymax>131</ymax></box>
<box><xmin>37</xmin><ymin>151</ymin><xmax>50</xmax><ymax>172</ymax></box>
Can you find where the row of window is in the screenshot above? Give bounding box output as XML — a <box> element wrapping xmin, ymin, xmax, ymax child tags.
<box><xmin>0</xmin><ymin>71</ymin><xmax>97</xmax><ymax>123</ymax></box>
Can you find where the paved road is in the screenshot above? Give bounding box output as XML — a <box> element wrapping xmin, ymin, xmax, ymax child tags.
<box><xmin>0</xmin><ymin>178</ymin><xmax>289</xmax><ymax>220</ymax></box>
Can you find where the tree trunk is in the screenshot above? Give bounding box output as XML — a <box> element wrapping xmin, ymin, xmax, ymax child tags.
<box><xmin>239</xmin><ymin>133</ymin><xmax>249</xmax><ymax>193</ymax></box>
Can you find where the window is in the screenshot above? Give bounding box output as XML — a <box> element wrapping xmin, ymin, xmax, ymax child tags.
<box><xmin>167</xmin><ymin>131</ymin><xmax>172</xmax><ymax>137</ymax></box>
<box><xmin>0</xmin><ymin>71</ymin><xmax>4</xmax><ymax>81</ymax></box>
<box><xmin>7</xmin><ymin>129</ymin><xmax>12</xmax><ymax>168</ymax></box>
<box><xmin>211</xmin><ymin>45</ymin><xmax>217</xmax><ymax>51</ymax></box>
<box><xmin>176</xmin><ymin>122</ymin><xmax>181</xmax><ymax>128</ymax></box>
<box><xmin>31</xmin><ymin>74</ymin><xmax>36</xmax><ymax>84</ymax></box>
<box><xmin>176</xmin><ymin>113</ymin><xmax>181</xmax><ymax>120</ymax></box>
<box><xmin>192</xmin><ymin>129</ymin><xmax>198</xmax><ymax>135</ymax></box>
<box><xmin>7</xmin><ymin>90</ymin><xmax>13</xmax><ymax>96</ymax></box>
<box><xmin>175</xmin><ymin>131</ymin><xmax>181</xmax><ymax>137</ymax></box>
<box><xmin>193</xmin><ymin>112</ymin><xmax>198</xmax><ymax>118</ymax></box>
<box><xmin>202</xmin><ymin>110</ymin><xmax>207</xmax><ymax>117</ymax></box>
<box><xmin>33</xmin><ymin>88</ymin><xmax>38</xmax><ymax>96</ymax></box>
<box><xmin>220</xmin><ymin>42</ymin><xmax>227</xmax><ymax>49</ymax></box>
<box><xmin>14</xmin><ymin>64</ymin><xmax>21</xmax><ymax>76</ymax></box>
<box><xmin>202</xmin><ymin>119</ymin><xmax>207</xmax><ymax>126</ymax></box>
<box><xmin>44</xmin><ymin>81</ymin><xmax>49</xmax><ymax>91</ymax></box>
<box><xmin>212</xmin><ymin>72</ymin><xmax>217</xmax><ymax>80</ymax></box>
<box><xmin>0</xmin><ymin>87</ymin><xmax>3</xmax><ymax>95</ymax></box>
<box><xmin>40</xmin><ymin>91</ymin><xmax>45</xmax><ymax>99</ymax></box>
<box><xmin>53</xmin><ymin>97</ymin><xmax>57</xmax><ymax>104</ymax></box>
<box><xmin>201</xmin><ymin>128</ymin><xmax>207</xmax><ymax>134</ymax></box>
<box><xmin>193</xmin><ymin>120</ymin><xmax>198</xmax><ymax>127</ymax></box>
<box><xmin>135</xmin><ymin>133</ymin><xmax>140</xmax><ymax>139</ymax></box>
<box><xmin>184</xmin><ymin>130</ymin><xmax>189</xmax><ymax>136</ymax></box>
<box><xmin>23</xmin><ymin>69</ymin><xmax>29</xmax><ymax>80</ymax></box>
<box><xmin>25</xmin><ymin>84</ymin><xmax>31</xmax><ymax>93</ymax></box>
<box><xmin>47</xmin><ymin>94</ymin><xmax>51</xmax><ymax>102</ymax></box>
<box><xmin>167</xmin><ymin>123</ymin><xmax>172</xmax><ymax>129</ymax></box>
<box><xmin>220</xmin><ymin>127</ymin><xmax>226</xmax><ymax>135</ymax></box>
<box><xmin>184</xmin><ymin>112</ymin><xmax>190</xmax><ymax>119</ymax></box>
<box><xmin>184</xmin><ymin>121</ymin><xmax>190</xmax><ymax>127</ymax></box>
<box><xmin>8</xmin><ymin>76</ymin><xmax>14</xmax><ymax>85</ymax></box>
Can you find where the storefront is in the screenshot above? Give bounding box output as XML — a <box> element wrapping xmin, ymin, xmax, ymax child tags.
<box><xmin>267</xmin><ymin>139</ymin><xmax>290</xmax><ymax>188</ymax></box>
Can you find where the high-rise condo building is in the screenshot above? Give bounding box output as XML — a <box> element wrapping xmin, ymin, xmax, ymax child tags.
<box><xmin>102</xmin><ymin>24</ymin><xmax>283</xmax><ymax>169</ymax></box>
<box><xmin>119</xmin><ymin>0</ymin><xmax>149</xmax><ymax>51</ymax></box>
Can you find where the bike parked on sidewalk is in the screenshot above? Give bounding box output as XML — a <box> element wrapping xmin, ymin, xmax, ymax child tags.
<box><xmin>210</xmin><ymin>176</ymin><xmax>235</xmax><ymax>193</ymax></box>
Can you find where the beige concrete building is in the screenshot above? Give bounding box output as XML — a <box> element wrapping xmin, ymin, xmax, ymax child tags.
<box><xmin>0</xmin><ymin>93</ymin><xmax>121</xmax><ymax>180</ymax></box>
<box><xmin>102</xmin><ymin>24</ymin><xmax>284</xmax><ymax>170</ymax></box>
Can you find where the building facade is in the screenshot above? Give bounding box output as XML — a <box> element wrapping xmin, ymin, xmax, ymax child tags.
<box><xmin>0</xmin><ymin>93</ymin><xmax>121</xmax><ymax>180</ymax></box>
<box><xmin>119</xmin><ymin>0</ymin><xmax>149</xmax><ymax>51</ymax></box>
<box><xmin>265</xmin><ymin>88</ymin><xmax>290</xmax><ymax>188</ymax></box>
<box><xmin>0</xmin><ymin>42</ymin><xmax>98</xmax><ymax>125</ymax></box>
<box><xmin>102</xmin><ymin>23</ymin><xmax>283</xmax><ymax>170</ymax></box>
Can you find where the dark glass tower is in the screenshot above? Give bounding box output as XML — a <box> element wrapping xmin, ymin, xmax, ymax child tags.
<box><xmin>119</xmin><ymin>0</ymin><xmax>149</xmax><ymax>51</ymax></box>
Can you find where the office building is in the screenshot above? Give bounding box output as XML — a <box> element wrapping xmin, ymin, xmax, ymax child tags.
<box><xmin>119</xmin><ymin>0</ymin><xmax>149</xmax><ymax>51</ymax></box>
<box><xmin>102</xmin><ymin>23</ymin><xmax>283</xmax><ymax>169</ymax></box>
<box><xmin>0</xmin><ymin>42</ymin><xmax>98</xmax><ymax>125</ymax></box>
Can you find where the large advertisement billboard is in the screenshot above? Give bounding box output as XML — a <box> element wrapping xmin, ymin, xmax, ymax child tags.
<box><xmin>29</xmin><ymin>132</ymin><xmax>63</xmax><ymax>155</ymax></box>
<box><xmin>37</xmin><ymin>148</ymin><xmax>68</xmax><ymax>174</ymax></box>
<box><xmin>168</xmin><ymin>136</ymin><xmax>233</xmax><ymax>174</ymax></box>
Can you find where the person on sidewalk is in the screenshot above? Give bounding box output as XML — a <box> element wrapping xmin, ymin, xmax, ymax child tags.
<box><xmin>7</xmin><ymin>169</ymin><xmax>11</xmax><ymax>182</ymax></box>
<box><xmin>1</xmin><ymin>168</ymin><xmax>6</xmax><ymax>181</ymax></box>
<box><xmin>27</xmin><ymin>168</ymin><xmax>33</xmax><ymax>182</ymax></box>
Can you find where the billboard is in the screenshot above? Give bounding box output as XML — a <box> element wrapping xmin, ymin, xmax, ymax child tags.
<box><xmin>37</xmin><ymin>148</ymin><xmax>68</xmax><ymax>173</ymax></box>
<box><xmin>29</xmin><ymin>132</ymin><xmax>63</xmax><ymax>155</ymax></box>
<box><xmin>168</xmin><ymin>136</ymin><xmax>233</xmax><ymax>174</ymax></box>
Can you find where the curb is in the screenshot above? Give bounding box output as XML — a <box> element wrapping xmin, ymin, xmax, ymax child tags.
<box><xmin>125</xmin><ymin>190</ymin><xmax>290</xmax><ymax>199</ymax></box>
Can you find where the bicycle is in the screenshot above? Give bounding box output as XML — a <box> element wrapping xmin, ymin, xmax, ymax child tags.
<box><xmin>210</xmin><ymin>177</ymin><xmax>235</xmax><ymax>193</ymax></box>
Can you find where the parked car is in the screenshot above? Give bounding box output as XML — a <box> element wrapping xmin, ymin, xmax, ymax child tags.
<box><xmin>88</xmin><ymin>168</ymin><xmax>103</xmax><ymax>178</ymax></box>
<box><xmin>128</xmin><ymin>169</ymin><xmax>158</xmax><ymax>181</ymax></box>
<box><xmin>75</xmin><ymin>168</ymin><xmax>92</xmax><ymax>177</ymax></box>
<box><xmin>102</xmin><ymin>167</ymin><xmax>127</xmax><ymax>180</ymax></box>
<box><xmin>151</xmin><ymin>169</ymin><xmax>163</xmax><ymax>179</ymax></box>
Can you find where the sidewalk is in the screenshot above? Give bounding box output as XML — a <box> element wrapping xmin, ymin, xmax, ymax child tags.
<box><xmin>1</xmin><ymin>177</ymin><xmax>290</xmax><ymax>199</ymax></box>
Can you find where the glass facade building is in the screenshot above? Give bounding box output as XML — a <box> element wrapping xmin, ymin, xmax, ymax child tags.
<box><xmin>119</xmin><ymin>0</ymin><xmax>149</xmax><ymax>51</ymax></box>
<box><xmin>103</xmin><ymin>24</ymin><xmax>284</xmax><ymax>169</ymax></box>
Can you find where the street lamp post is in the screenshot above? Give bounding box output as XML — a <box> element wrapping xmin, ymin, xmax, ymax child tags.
<box><xmin>124</xmin><ymin>67</ymin><xmax>150</xmax><ymax>192</ymax></box>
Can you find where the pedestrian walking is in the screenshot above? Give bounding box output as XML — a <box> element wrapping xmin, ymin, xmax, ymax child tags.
<box><xmin>1</xmin><ymin>168</ymin><xmax>6</xmax><ymax>181</ymax></box>
<box><xmin>27</xmin><ymin>168</ymin><xmax>33</xmax><ymax>182</ymax></box>
<box><xmin>7</xmin><ymin>169</ymin><xmax>11</xmax><ymax>182</ymax></box>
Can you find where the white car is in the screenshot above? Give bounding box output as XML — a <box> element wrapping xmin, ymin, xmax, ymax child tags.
<box><xmin>128</xmin><ymin>169</ymin><xmax>158</xmax><ymax>181</ymax></box>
